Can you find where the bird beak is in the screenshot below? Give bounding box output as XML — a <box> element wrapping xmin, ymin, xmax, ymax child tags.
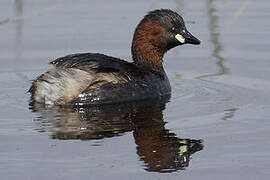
<box><xmin>175</xmin><ymin>30</ymin><xmax>200</xmax><ymax>45</ymax></box>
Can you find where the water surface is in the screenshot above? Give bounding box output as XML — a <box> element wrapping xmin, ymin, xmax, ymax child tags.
<box><xmin>1</xmin><ymin>0</ymin><xmax>270</xmax><ymax>179</ymax></box>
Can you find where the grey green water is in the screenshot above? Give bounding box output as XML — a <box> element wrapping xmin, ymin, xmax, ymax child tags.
<box><xmin>1</xmin><ymin>0</ymin><xmax>270</xmax><ymax>179</ymax></box>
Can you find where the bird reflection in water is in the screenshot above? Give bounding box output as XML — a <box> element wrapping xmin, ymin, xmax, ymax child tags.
<box><xmin>30</xmin><ymin>96</ymin><xmax>203</xmax><ymax>173</ymax></box>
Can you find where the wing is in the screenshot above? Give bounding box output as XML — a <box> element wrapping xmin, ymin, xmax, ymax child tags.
<box><xmin>50</xmin><ymin>53</ymin><xmax>139</xmax><ymax>74</ymax></box>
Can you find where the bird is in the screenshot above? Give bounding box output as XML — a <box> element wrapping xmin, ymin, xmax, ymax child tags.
<box><xmin>29</xmin><ymin>9</ymin><xmax>200</xmax><ymax>106</ymax></box>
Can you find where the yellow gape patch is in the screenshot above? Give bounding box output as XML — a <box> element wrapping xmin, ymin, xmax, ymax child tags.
<box><xmin>175</xmin><ymin>34</ymin><xmax>185</xmax><ymax>43</ymax></box>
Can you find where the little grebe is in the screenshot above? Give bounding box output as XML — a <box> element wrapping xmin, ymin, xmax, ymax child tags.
<box><xmin>29</xmin><ymin>9</ymin><xmax>200</xmax><ymax>106</ymax></box>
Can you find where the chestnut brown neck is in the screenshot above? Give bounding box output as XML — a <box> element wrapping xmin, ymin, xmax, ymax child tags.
<box><xmin>131</xmin><ymin>20</ymin><xmax>167</xmax><ymax>72</ymax></box>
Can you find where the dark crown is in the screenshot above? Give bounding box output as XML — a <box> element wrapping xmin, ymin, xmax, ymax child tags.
<box><xmin>143</xmin><ymin>9</ymin><xmax>186</xmax><ymax>31</ymax></box>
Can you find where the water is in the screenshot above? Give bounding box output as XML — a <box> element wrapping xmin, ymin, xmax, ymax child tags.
<box><xmin>1</xmin><ymin>0</ymin><xmax>270</xmax><ymax>179</ymax></box>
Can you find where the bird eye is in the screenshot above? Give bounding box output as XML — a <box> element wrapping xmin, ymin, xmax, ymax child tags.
<box><xmin>171</xmin><ymin>27</ymin><xmax>176</xmax><ymax>33</ymax></box>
